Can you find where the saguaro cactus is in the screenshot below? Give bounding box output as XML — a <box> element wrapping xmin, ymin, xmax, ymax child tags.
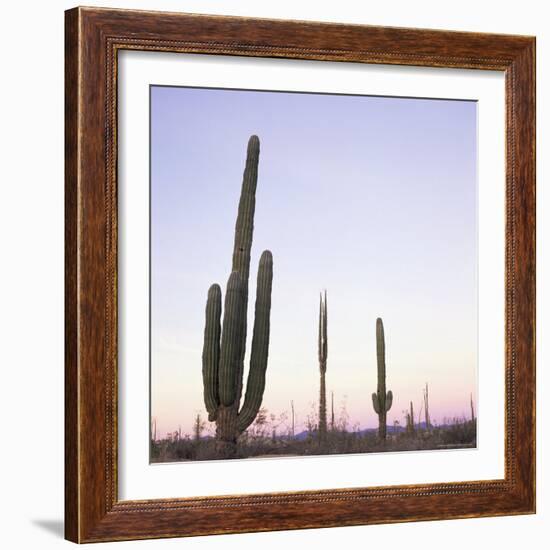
<box><xmin>371</xmin><ymin>318</ymin><xmax>393</xmax><ymax>441</ymax></box>
<box><xmin>201</xmin><ymin>135</ymin><xmax>274</xmax><ymax>457</ymax></box>
<box><xmin>318</xmin><ymin>291</ymin><xmax>328</xmax><ymax>444</ymax></box>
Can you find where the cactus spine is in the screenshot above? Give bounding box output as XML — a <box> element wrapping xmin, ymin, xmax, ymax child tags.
<box><xmin>201</xmin><ymin>135</ymin><xmax>273</xmax><ymax>457</ymax></box>
<box><xmin>318</xmin><ymin>291</ymin><xmax>328</xmax><ymax>444</ymax></box>
<box><xmin>371</xmin><ymin>318</ymin><xmax>393</xmax><ymax>441</ymax></box>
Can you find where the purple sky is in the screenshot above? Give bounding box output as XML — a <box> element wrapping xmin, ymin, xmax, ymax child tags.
<box><xmin>150</xmin><ymin>85</ymin><xmax>477</xmax><ymax>438</ymax></box>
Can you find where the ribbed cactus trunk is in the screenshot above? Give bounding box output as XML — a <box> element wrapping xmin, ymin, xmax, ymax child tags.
<box><xmin>201</xmin><ymin>136</ymin><xmax>274</xmax><ymax>458</ymax></box>
<box><xmin>318</xmin><ymin>291</ymin><xmax>328</xmax><ymax>445</ymax></box>
<box><xmin>371</xmin><ymin>318</ymin><xmax>393</xmax><ymax>442</ymax></box>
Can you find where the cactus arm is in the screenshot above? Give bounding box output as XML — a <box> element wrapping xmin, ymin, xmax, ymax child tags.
<box><xmin>318</xmin><ymin>291</ymin><xmax>328</xmax><ymax>370</ymax></box>
<box><xmin>218</xmin><ymin>272</ymin><xmax>245</xmax><ymax>406</ymax></box>
<box><xmin>322</xmin><ymin>290</ymin><xmax>328</xmax><ymax>364</ymax></box>
<box><xmin>231</xmin><ymin>135</ymin><xmax>260</xmax><ymax>405</ymax></box>
<box><xmin>317</xmin><ymin>291</ymin><xmax>328</xmax><ymax>441</ymax></box>
<box><xmin>232</xmin><ymin>135</ymin><xmax>260</xmax><ymax>281</ymax></box>
<box><xmin>237</xmin><ymin>251</ymin><xmax>273</xmax><ymax>432</ymax></box>
<box><xmin>318</xmin><ymin>293</ymin><xmax>322</xmax><ymax>363</ymax></box>
<box><xmin>376</xmin><ymin>318</ymin><xmax>386</xmax><ymax>394</ymax></box>
<box><xmin>202</xmin><ymin>284</ymin><xmax>222</xmax><ymax>420</ymax></box>
<box><xmin>386</xmin><ymin>390</ymin><xmax>393</xmax><ymax>412</ymax></box>
<box><xmin>372</xmin><ymin>393</ymin><xmax>380</xmax><ymax>414</ymax></box>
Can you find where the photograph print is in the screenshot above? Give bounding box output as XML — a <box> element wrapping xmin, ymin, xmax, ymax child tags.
<box><xmin>150</xmin><ymin>85</ymin><xmax>478</xmax><ymax>462</ymax></box>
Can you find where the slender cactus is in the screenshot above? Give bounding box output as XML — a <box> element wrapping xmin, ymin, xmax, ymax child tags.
<box><xmin>423</xmin><ymin>383</ymin><xmax>431</xmax><ymax>431</ymax></box>
<box><xmin>193</xmin><ymin>414</ymin><xmax>204</xmax><ymax>442</ymax></box>
<box><xmin>201</xmin><ymin>136</ymin><xmax>274</xmax><ymax>457</ymax></box>
<box><xmin>371</xmin><ymin>318</ymin><xmax>393</xmax><ymax>441</ymax></box>
<box><xmin>331</xmin><ymin>391</ymin><xmax>335</xmax><ymax>431</ymax></box>
<box><xmin>318</xmin><ymin>291</ymin><xmax>328</xmax><ymax>444</ymax></box>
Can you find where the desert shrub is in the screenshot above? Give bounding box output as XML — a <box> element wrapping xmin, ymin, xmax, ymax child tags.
<box><xmin>440</xmin><ymin>419</ymin><xmax>476</xmax><ymax>446</ymax></box>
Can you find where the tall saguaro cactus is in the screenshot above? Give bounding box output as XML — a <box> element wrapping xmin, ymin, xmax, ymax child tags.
<box><xmin>201</xmin><ymin>135</ymin><xmax>274</xmax><ymax>457</ymax></box>
<box><xmin>371</xmin><ymin>318</ymin><xmax>393</xmax><ymax>441</ymax></box>
<box><xmin>318</xmin><ymin>291</ymin><xmax>328</xmax><ymax>444</ymax></box>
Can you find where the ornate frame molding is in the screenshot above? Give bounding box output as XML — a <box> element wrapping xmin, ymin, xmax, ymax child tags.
<box><xmin>65</xmin><ymin>7</ymin><xmax>535</xmax><ymax>542</ymax></box>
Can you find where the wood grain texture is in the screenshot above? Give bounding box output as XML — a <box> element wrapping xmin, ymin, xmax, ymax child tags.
<box><xmin>64</xmin><ymin>7</ymin><xmax>79</xmax><ymax>543</ymax></box>
<box><xmin>64</xmin><ymin>6</ymin><xmax>536</xmax><ymax>543</ymax></box>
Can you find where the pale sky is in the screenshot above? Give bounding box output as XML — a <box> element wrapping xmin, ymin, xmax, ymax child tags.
<box><xmin>150</xmin><ymin>85</ymin><xmax>477</xmax><ymax>438</ymax></box>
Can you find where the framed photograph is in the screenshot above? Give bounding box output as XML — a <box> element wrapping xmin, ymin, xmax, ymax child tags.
<box><xmin>65</xmin><ymin>6</ymin><xmax>535</xmax><ymax>543</ymax></box>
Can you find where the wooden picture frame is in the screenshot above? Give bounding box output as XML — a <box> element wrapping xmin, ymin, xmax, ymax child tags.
<box><xmin>65</xmin><ymin>6</ymin><xmax>536</xmax><ymax>543</ymax></box>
